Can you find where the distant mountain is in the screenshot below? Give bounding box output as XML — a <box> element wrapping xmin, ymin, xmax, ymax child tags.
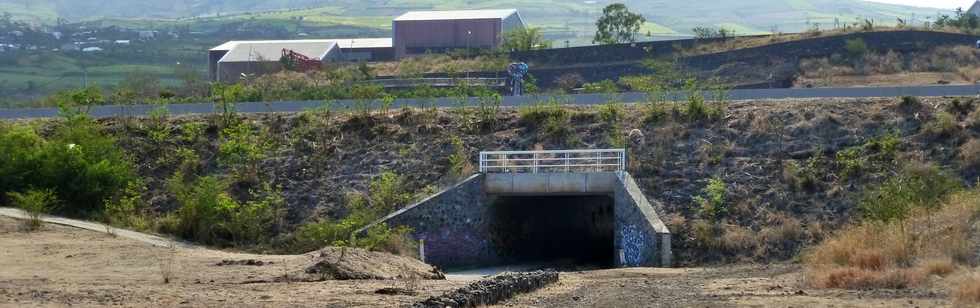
<box><xmin>1</xmin><ymin>0</ymin><xmax>948</xmax><ymax>37</ymax></box>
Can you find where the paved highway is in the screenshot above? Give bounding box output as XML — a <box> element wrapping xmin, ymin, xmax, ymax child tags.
<box><xmin>2</xmin><ymin>84</ymin><xmax>978</xmax><ymax>120</ymax></box>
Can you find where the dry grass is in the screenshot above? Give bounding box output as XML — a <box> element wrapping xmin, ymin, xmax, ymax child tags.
<box><xmin>798</xmin><ymin>45</ymin><xmax>980</xmax><ymax>87</ymax></box>
<box><xmin>814</xmin><ymin>267</ymin><xmax>925</xmax><ymax>289</ymax></box>
<box><xmin>958</xmin><ymin>139</ymin><xmax>980</xmax><ymax>170</ymax></box>
<box><xmin>158</xmin><ymin>241</ymin><xmax>178</xmax><ymax>284</ymax></box>
<box><xmin>918</xmin><ymin>258</ymin><xmax>955</xmax><ymax>277</ymax></box>
<box><xmin>370</xmin><ymin>54</ymin><xmax>509</xmax><ymax>77</ymax></box>
<box><xmin>954</xmin><ymin>274</ymin><xmax>980</xmax><ymax>305</ymax></box>
<box><xmin>804</xmin><ymin>190</ymin><xmax>980</xmax><ymax>290</ymax></box>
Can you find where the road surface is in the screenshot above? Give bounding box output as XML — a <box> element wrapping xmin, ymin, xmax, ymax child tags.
<box><xmin>2</xmin><ymin>84</ymin><xmax>978</xmax><ymax>120</ymax></box>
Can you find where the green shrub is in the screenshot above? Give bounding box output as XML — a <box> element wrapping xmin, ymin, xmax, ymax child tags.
<box><xmin>163</xmin><ymin>172</ymin><xmax>284</xmax><ymax>246</ymax></box>
<box><xmin>447</xmin><ymin>136</ymin><xmax>474</xmax><ymax>179</ymax></box>
<box><xmin>369</xmin><ymin>171</ymin><xmax>413</xmax><ymax>214</ymax></box>
<box><xmin>835</xmin><ymin>133</ymin><xmax>900</xmax><ymax>179</ymax></box>
<box><xmin>0</xmin><ymin>119</ymin><xmax>137</xmax><ymax>217</ymax></box>
<box><xmin>644</xmin><ymin>101</ymin><xmax>670</xmax><ymax>124</ymax></box>
<box><xmin>0</xmin><ymin>124</ymin><xmax>44</xmax><ymax>200</ymax></box>
<box><xmin>835</xmin><ymin>147</ymin><xmax>866</xmax><ymax>179</ymax></box>
<box><xmin>103</xmin><ymin>181</ymin><xmax>150</xmax><ymax>231</ymax></box>
<box><xmin>686</xmin><ymin>90</ymin><xmax>709</xmax><ymax>122</ymax></box>
<box><xmin>7</xmin><ymin>189</ymin><xmax>58</xmax><ymax>231</ymax></box>
<box><xmin>218</xmin><ymin>122</ymin><xmax>270</xmax><ymax>182</ymax></box>
<box><xmin>844</xmin><ymin>38</ymin><xmax>869</xmax><ymax>61</ymax></box>
<box><xmin>582</xmin><ymin>79</ymin><xmax>619</xmax><ymax>94</ymax></box>
<box><xmin>165</xmin><ymin>173</ymin><xmax>237</xmax><ymax>244</ymax></box>
<box><xmin>784</xmin><ymin>156</ymin><xmax>824</xmax><ymax>191</ymax></box>
<box><xmin>925</xmin><ymin>112</ymin><xmax>958</xmax><ymax>137</ymax></box>
<box><xmin>597</xmin><ymin>101</ymin><xmax>624</xmax><ymax>124</ymax></box>
<box><xmin>860</xmin><ymin>163</ymin><xmax>962</xmax><ymax>223</ymax></box>
<box><xmin>694</xmin><ymin>177</ymin><xmax>728</xmax><ymax>221</ymax></box>
<box><xmin>147</xmin><ymin>105</ymin><xmax>172</xmax><ymax>144</ymax></box>
<box><xmin>224</xmin><ymin>184</ymin><xmax>285</xmax><ymax>245</ymax></box>
<box><xmin>293</xmin><ymin>215</ymin><xmax>363</xmax><ymax>251</ymax></box>
<box><xmin>380</xmin><ymin>94</ymin><xmax>396</xmax><ymax>117</ymax></box>
<box><xmin>179</xmin><ymin>122</ymin><xmax>207</xmax><ymax>145</ymax></box>
<box><xmin>476</xmin><ymin>92</ymin><xmax>502</xmax><ymax>129</ymax></box>
<box><xmin>293</xmin><ymin>172</ymin><xmax>418</xmax><ymax>254</ymax></box>
<box><xmin>175</xmin><ymin>147</ymin><xmax>202</xmax><ymax>175</ymax></box>
<box><xmin>519</xmin><ymin>98</ymin><xmax>574</xmax><ymax>144</ymax></box>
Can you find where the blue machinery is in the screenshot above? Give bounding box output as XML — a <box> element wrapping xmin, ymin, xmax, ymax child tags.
<box><xmin>508</xmin><ymin>62</ymin><xmax>529</xmax><ymax>96</ymax></box>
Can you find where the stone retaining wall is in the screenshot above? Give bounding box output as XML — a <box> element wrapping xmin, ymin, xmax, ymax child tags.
<box><xmin>413</xmin><ymin>271</ymin><xmax>560</xmax><ymax>308</ymax></box>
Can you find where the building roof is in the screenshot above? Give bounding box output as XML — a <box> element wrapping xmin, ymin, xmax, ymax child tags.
<box><xmin>211</xmin><ymin>38</ymin><xmax>392</xmax><ymax>51</ymax></box>
<box><xmin>970</xmin><ymin>1</ymin><xmax>980</xmax><ymax>16</ymax></box>
<box><xmin>218</xmin><ymin>41</ymin><xmax>337</xmax><ymax>63</ymax></box>
<box><xmin>394</xmin><ymin>9</ymin><xmax>518</xmax><ymax>22</ymax></box>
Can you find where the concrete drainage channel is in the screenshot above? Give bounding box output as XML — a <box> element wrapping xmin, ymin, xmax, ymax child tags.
<box><xmin>413</xmin><ymin>271</ymin><xmax>559</xmax><ymax>308</ymax></box>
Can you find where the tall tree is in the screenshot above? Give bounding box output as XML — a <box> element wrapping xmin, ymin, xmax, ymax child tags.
<box><xmin>593</xmin><ymin>3</ymin><xmax>646</xmax><ymax>45</ymax></box>
<box><xmin>502</xmin><ymin>27</ymin><xmax>552</xmax><ymax>51</ymax></box>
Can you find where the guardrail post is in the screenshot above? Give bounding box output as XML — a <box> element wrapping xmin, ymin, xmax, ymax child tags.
<box><xmin>532</xmin><ymin>152</ymin><xmax>538</xmax><ymax>174</ymax></box>
<box><xmin>479</xmin><ymin>152</ymin><xmax>485</xmax><ymax>173</ymax></box>
<box><xmin>595</xmin><ymin>151</ymin><xmax>601</xmax><ymax>172</ymax></box>
<box><xmin>564</xmin><ymin>152</ymin><xmax>569</xmax><ymax>173</ymax></box>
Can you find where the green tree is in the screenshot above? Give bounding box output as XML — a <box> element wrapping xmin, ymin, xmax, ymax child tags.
<box><xmin>844</xmin><ymin>38</ymin><xmax>868</xmax><ymax>60</ymax></box>
<box><xmin>593</xmin><ymin>3</ymin><xmax>646</xmax><ymax>45</ymax></box>
<box><xmin>502</xmin><ymin>27</ymin><xmax>552</xmax><ymax>51</ymax></box>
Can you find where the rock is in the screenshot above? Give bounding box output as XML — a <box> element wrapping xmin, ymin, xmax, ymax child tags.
<box><xmin>375</xmin><ymin>288</ymin><xmax>418</xmax><ymax>296</ymax></box>
<box><xmin>413</xmin><ymin>271</ymin><xmax>559</xmax><ymax>308</ymax></box>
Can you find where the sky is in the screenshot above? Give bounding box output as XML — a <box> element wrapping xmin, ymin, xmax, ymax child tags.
<box><xmin>864</xmin><ymin>0</ymin><xmax>975</xmax><ymax>9</ymax></box>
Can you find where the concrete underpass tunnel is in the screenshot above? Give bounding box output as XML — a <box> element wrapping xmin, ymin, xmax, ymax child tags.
<box><xmin>490</xmin><ymin>195</ymin><xmax>616</xmax><ymax>267</ymax></box>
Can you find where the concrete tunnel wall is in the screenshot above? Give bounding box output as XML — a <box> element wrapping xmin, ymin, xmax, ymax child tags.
<box><xmin>365</xmin><ymin>172</ymin><xmax>671</xmax><ymax>269</ymax></box>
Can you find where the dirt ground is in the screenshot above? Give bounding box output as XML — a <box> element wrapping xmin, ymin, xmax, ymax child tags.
<box><xmin>497</xmin><ymin>266</ymin><xmax>953</xmax><ymax>308</ymax></box>
<box><xmin>795</xmin><ymin>72</ymin><xmax>977</xmax><ymax>88</ymax></box>
<box><xmin>1</xmin><ymin>216</ymin><xmax>962</xmax><ymax>307</ymax></box>
<box><xmin>0</xmin><ymin>217</ymin><xmax>466</xmax><ymax>307</ymax></box>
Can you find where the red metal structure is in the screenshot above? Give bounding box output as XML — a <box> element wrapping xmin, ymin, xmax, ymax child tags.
<box><xmin>280</xmin><ymin>49</ymin><xmax>322</xmax><ymax>72</ymax></box>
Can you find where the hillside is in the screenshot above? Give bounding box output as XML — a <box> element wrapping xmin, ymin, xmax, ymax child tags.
<box><xmin>3</xmin><ymin>95</ymin><xmax>964</xmax><ymax>265</ymax></box>
<box><xmin>1</xmin><ymin>0</ymin><xmax>947</xmax><ymax>42</ymax></box>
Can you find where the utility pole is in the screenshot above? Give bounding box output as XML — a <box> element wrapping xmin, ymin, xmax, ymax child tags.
<box><xmin>466</xmin><ymin>30</ymin><xmax>472</xmax><ymax>80</ymax></box>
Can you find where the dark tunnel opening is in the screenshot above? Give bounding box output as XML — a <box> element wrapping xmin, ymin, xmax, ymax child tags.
<box><xmin>490</xmin><ymin>195</ymin><xmax>615</xmax><ymax>268</ymax></box>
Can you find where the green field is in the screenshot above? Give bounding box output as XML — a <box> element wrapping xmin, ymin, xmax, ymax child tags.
<box><xmin>1</xmin><ymin>0</ymin><xmax>950</xmax><ymax>41</ymax></box>
<box><xmin>0</xmin><ymin>0</ymin><xmax>954</xmax><ymax>106</ymax></box>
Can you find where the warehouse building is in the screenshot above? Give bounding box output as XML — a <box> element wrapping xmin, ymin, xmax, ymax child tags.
<box><xmin>208</xmin><ymin>9</ymin><xmax>524</xmax><ymax>81</ymax></box>
<box><xmin>210</xmin><ymin>40</ymin><xmax>340</xmax><ymax>82</ymax></box>
<box><xmin>209</xmin><ymin>38</ymin><xmax>393</xmax><ymax>81</ymax></box>
<box><xmin>393</xmin><ymin>9</ymin><xmax>525</xmax><ymax>58</ymax></box>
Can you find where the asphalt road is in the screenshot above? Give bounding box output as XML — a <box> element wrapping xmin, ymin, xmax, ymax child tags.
<box><xmin>2</xmin><ymin>84</ymin><xmax>978</xmax><ymax>120</ymax></box>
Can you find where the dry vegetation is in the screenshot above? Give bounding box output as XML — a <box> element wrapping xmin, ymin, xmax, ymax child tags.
<box><xmin>369</xmin><ymin>54</ymin><xmax>510</xmax><ymax>77</ymax></box>
<box><xmin>804</xmin><ymin>188</ymin><xmax>980</xmax><ymax>293</ymax></box>
<box><xmin>955</xmin><ymin>274</ymin><xmax>980</xmax><ymax>305</ymax></box>
<box><xmin>680</xmin><ymin>27</ymin><xmax>947</xmax><ymax>57</ymax></box>
<box><xmin>798</xmin><ymin>45</ymin><xmax>980</xmax><ymax>87</ymax></box>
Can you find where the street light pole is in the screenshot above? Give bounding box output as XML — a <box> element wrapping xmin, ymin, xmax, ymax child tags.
<box><xmin>466</xmin><ymin>30</ymin><xmax>472</xmax><ymax>80</ymax></box>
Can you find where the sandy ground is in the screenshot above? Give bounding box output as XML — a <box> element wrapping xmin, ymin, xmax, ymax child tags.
<box><xmin>0</xmin><ymin>217</ymin><xmax>467</xmax><ymax>307</ymax></box>
<box><xmin>0</xmin><ymin>216</ymin><xmax>961</xmax><ymax>307</ymax></box>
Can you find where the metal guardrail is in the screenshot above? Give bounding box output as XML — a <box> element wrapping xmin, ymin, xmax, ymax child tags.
<box><xmin>479</xmin><ymin>149</ymin><xmax>626</xmax><ymax>173</ymax></box>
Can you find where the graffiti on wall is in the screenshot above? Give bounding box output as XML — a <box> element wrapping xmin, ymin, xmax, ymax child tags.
<box><xmin>618</xmin><ymin>224</ymin><xmax>647</xmax><ymax>266</ymax></box>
